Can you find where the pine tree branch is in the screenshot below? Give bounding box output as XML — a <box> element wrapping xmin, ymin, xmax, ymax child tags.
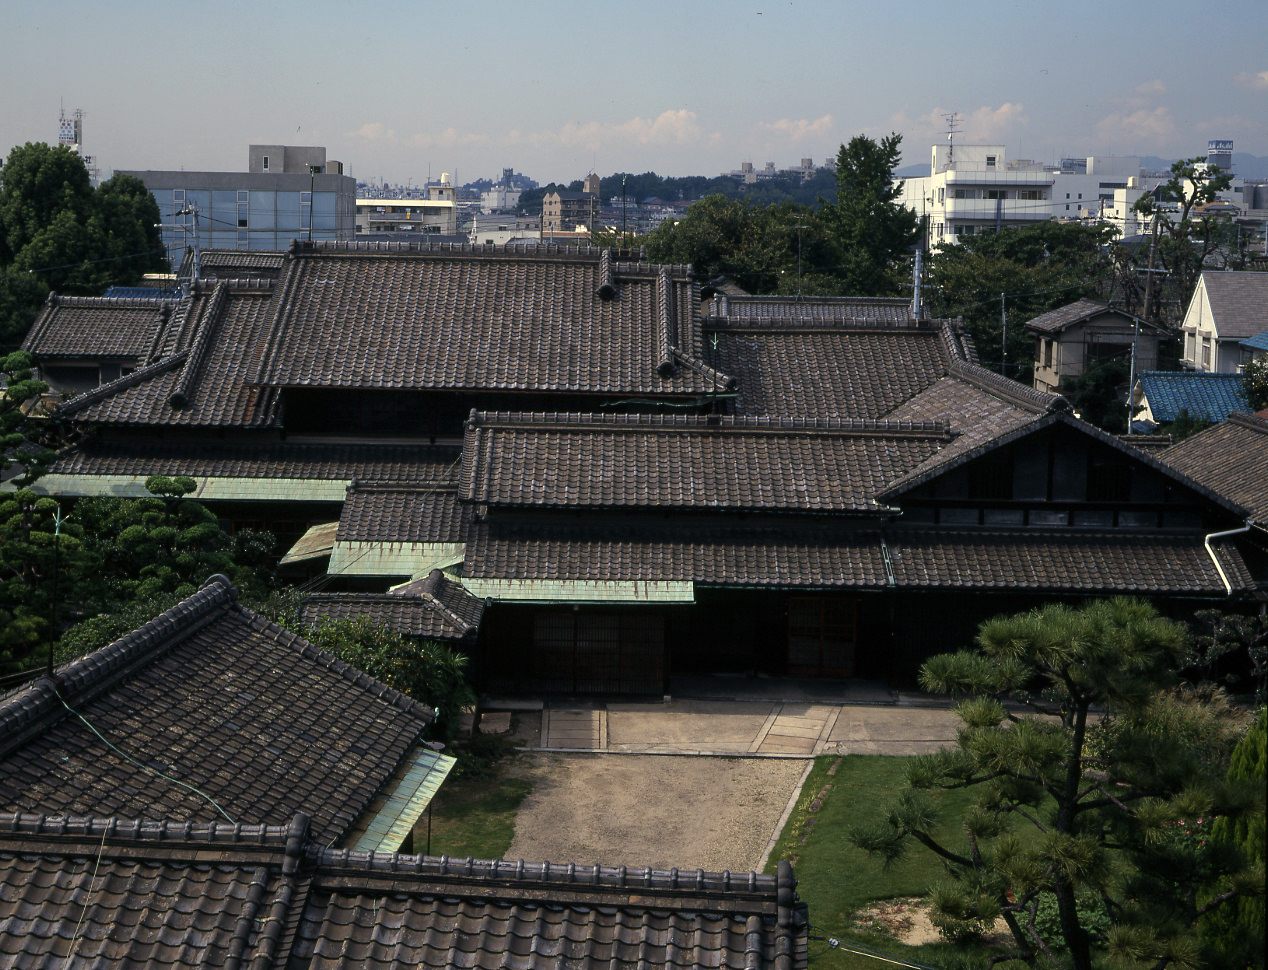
<box><xmin>908</xmin><ymin>829</ymin><xmax>975</xmax><ymax>869</ymax></box>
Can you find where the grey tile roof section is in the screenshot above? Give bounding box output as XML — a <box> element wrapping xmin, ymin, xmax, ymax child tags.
<box><xmin>0</xmin><ymin>811</ymin><xmax>808</xmax><ymax>969</ymax></box>
<box><xmin>1023</xmin><ymin>298</ymin><xmax>1156</xmax><ymax>335</ymax></box>
<box><xmin>1160</xmin><ymin>411</ymin><xmax>1268</xmax><ymax>526</ymax></box>
<box><xmin>22</xmin><ymin>295</ymin><xmax>177</xmax><ymax>359</ymax></box>
<box><xmin>49</xmin><ymin>438</ymin><xmax>461</xmax><ymax>484</ymax></box>
<box><xmin>57</xmin><ymin>281</ymin><xmax>283</xmax><ymax>428</ymax></box>
<box><xmin>300</xmin><ymin>572</ymin><xmax>486</xmax><ymax>642</ymax></box>
<box><xmin>0</xmin><ymin>577</ymin><xmax>435</xmax><ymax>846</ymax></box>
<box><xmin>338</xmin><ymin>482</ymin><xmax>470</xmax><ymax>543</ymax></box>
<box><xmin>885</xmin><ymin>528</ymin><xmax>1252</xmax><ymax>594</ymax></box>
<box><xmin>179</xmin><ymin>248</ymin><xmax>287</xmax><ymax>281</ymax></box>
<box><xmin>465</xmin><ymin>518</ymin><xmax>890</xmax><ymax>589</ymax></box>
<box><xmin>461</xmin><ymin>411</ymin><xmax>954</xmax><ymax>513</ymax></box>
<box><xmin>255</xmin><ymin>241</ymin><xmax>733</xmax><ymax>397</ymax></box>
<box><xmin>707</xmin><ymin>292</ymin><xmax>914</xmax><ymax>324</ymax></box>
<box><xmin>707</xmin><ymin>318</ymin><xmax>954</xmax><ymax>419</ymax></box>
<box><xmin>1200</xmin><ymin>271</ymin><xmax>1268</xmax><ymax>339</ymax></box>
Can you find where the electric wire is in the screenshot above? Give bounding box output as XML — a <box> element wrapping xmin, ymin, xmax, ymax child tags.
<box><xmin>51</xmin><ymin>685</ymin><xmax>236</xmax><ymax>823</ymax></box>
<box><xmin>63</xmin><ymin>822</ymin><xmax>110</xmax><ymax>969</ymax></box>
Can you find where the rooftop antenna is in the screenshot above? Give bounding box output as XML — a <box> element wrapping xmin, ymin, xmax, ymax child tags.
<box><xmin>944</xmin><ymin>112</ymin><xmax>961</xmax><ymax>171</ymax></box>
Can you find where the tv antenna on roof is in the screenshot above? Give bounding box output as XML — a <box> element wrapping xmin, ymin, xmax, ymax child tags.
<box><xmin>944</xmin><ymin>112</ymin><xmax>961</xmax><ymax>170</ymax></box>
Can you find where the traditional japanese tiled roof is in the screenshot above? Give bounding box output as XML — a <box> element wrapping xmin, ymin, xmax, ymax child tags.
<box><xmin>56</xmin><ymin>281</ymin><xmax>282</xmax><ymax>428</ymax></box>
<box><xmin>706</xmin><ymin>292</ymin><xmax>914</xmax><ymax>325</ymax></box>
<box><xmin>0</xmin><ymin>576</ymin><xmax>435</xmax><ymax>846</ymax></box>
<box><xmin>0</xmin><ymin>811</ymin><xmax>808</xmax><ymax>969</ymax></box>
<box><xmin>22</xmin><ymin>294</ymin><xmax>176</xmax><ymax>360</ymax></box>
<box><xmin>338</xmin><ymin>482</ymin><xmax>470</xmax><ymax>543</ymax></box>
<box><xmin>1160</xmin><ymin>412</ymin><xmax>1268</xmax><ymax>526</ymax></box>
<box><xmin>461</xmin><ymin>412</ymin><xmax>954</xmax><ymax>513</ymax></box>
<box><xmin>1137</xmin><ymin>371</ymin><xmax>1249</xmax><ymax>424</ymax></box>
<box><xmin>300</xmin><ymin>571</ymin><xmax>486</xmax><ymax>642</ymax></box>
<box><xmin>179</xmin><ymin>248</ymin><xmax>287</xmax><ymax>280</ymax></box>
<box><xmin>254</xmin><ymin>242</ymin><xmax>732</xmax><ymax>397</ymax></box>
<box><xmin>707</xmin><ymin>318</ymin><xmax>953</xmax><ymax>419</ymax></box>
<box><xmin>1199</xmin><ymin>271</ymin><xmax>1268</xmax><ymax>339</ymax></box>
<box><xmin>1023</xmin><ymin>298</ymin><xmax>1156</xmax><ymax>335</ymax></box>
<box><xmin>47</xmin><ymin>438</ymin><xmax>461</xmax><ymax>485</ymax></box>
<box><xmin>885</xmin><ymin>528</ymin><xmax>1252</xmax><ymax>594</ymax></box>
<box><xmin>465</xmin><ymin>517</ymin><xmax>889</xmax><ymax>589</ymax></box>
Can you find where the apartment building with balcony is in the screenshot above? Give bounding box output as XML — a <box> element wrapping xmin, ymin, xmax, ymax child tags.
<box><xmin>899</xmin><ymin>146</ymin><xmax>1164</xmax><ymax>245</ymax></box>
<box><xmin>355</xmin><ymin>173</ymin><xmax>458</xmax><ymax>236</ymax></box>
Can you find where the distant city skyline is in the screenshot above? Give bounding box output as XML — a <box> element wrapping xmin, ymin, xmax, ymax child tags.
<box><xmin>2</xmin><ymin>0</ymin><xmax>1266</xmax><ymax>186</ymax></box>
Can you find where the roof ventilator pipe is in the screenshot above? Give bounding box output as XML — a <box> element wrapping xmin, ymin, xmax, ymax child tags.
<box><xmin>1204</xmin><ymin>522</ymin><xmax>1251</xmax><ymax>596</ymax></box>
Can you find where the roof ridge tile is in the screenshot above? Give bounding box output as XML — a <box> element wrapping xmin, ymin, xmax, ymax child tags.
<box><xmin>0</xmin><ymin>575</ymin><xmax>236</xmax><ymax>759</ymax></box>
<box><xmin>55</xmin><ymin>350</ymin><xmax>190</xmax><ymax>417</ymax></box>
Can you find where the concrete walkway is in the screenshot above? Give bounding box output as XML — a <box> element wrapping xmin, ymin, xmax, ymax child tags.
<box><xmin>532</xmin><ymin>698</ymin><xmax>960</xmax><ymax>757</ymax></box>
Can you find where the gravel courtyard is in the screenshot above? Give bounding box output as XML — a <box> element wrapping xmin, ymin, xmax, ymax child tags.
<box><xmin>504</xmin><ymin>752</ymin><xmax>807</xmax><ymax>871</ymax></box>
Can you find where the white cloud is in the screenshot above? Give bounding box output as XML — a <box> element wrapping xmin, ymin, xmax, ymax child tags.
<box><xmin>1234</xmin><ymin>69</ymin><xmax>1268</xmax><ymax>89</ymax></box>
<box><xmin>1134</xmin><ymin>79</ymin><xmax>1166</xmax><ymax>96</ymax></box>
<box><xmin>763</xmin><ymin>114</ymin><xmax>834</xmax><ymax>141</ymax></box>
<box><xmin>347</xmin><ymin>121</ymin><xmax>397</xmax><ymax>144</ymax></box>
<box><xmin>1096</xmin><ymin>105</ymin><xmax>1176</xmax><ymax>145</ymax></box>
<box><xmin>962</xmin><ymin>103</ymin><xmax>1026</xmax><ymax>140</ymax></box>
<box><xmin>505</xmin><ymin>109</ymin><xmax>716</xmax><ymax>153</ymax></box>
<box><xmin>410</xmin><ymin>127</ymin><xmax>490</xmax><ymax>149</ymax></box>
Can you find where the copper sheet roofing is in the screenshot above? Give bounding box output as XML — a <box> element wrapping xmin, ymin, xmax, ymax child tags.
<box><xmin>0</xmin><ymin>577</ymin><xmax>434</xmax><ymax>846</ymax></box>
<box><xmin>254</xmin><ymin>242</ymin><xmax>733</xmax><ymax>396</ymax></box>
<box><xmin>886</xmin><ymin>528</ymin><xmax>1252</xmax><ymax>594</ymax></box>
<box><xmin>465</xmin><ymin>517</ymin><xmax>889</xmax><ymax>588</ymax></box>
<box><xmin>49</xmin><ymin>437</ymin><xmax>461</xmax><ymax>484</ymax></box>
<box><xmin>58</xmin><ymin>281</ymin><xmax>282</xmax><ymax>428</ymax></box>
<box><xmin>1160</xmin><ymin>411</ymin><xmax>1268</xmax><ymax>525</ymax></box>
<box><xmin>461</xmin><ymin>412</ymin><xmax>954</xmax><ymax>513</ymax></box>
<box><xmin>0</xmin><ymin>812</ymin><xmax>808</xmax><ymax>969</ymax></box>
<box><xmin>22</xmin><ymin>295</ymin><xmax>176</xmax><ymax>359</ymax></box>
<box><xmin>338</xmin><ymin>482</ymin><xmax>470</xmax><ymax>543</ymax></box>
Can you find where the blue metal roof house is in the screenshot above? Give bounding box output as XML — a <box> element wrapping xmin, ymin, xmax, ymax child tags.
<box><xmin>1133</xmin><ymin>371</ymin><xmax>1249</xmax><ymax>428</ymax></box>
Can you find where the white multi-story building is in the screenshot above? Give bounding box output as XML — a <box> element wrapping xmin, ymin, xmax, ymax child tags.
<box><xmin>356</xmin><ymin>173</ymin><xmax>457</xmax><ymax>236</ymax></box>
<box><xmin>899</xmin><ymin>146</ymin><xmax>1169</xmax><ymax>245</ymax></box>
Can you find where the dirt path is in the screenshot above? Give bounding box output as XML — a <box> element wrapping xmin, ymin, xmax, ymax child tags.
<box><xmin>505</xmin><ymin>753</ymin><xmax>807</xmax><ymax>871</ymax></box>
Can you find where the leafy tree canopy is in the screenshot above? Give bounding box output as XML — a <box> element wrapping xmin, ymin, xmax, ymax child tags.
<box><xmin>0</xmin><ymin>144</ymin><xmax>167</xmax><ymax>349</ymax></box>
<box><xmin>825</xmin><ymin>132</ymin><xmax>920</xmax><ymax>295</ymax></box>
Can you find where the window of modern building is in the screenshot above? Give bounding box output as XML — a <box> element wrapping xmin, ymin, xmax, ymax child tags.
<box><xmin>986</xmin><ymin>155</ymin><xmax>997</xmax><ymax>167</ymax></box>
<box><xmin>173</xmin><ymin>189</ymin><xmax>185</xmax><ymax>202</ymax></box>
<box><xmin>262</xmin><ymin>155</ymin><xmax>270</xmax><ymax>172</ymax></box>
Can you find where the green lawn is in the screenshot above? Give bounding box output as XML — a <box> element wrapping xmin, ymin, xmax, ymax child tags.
<box><xmin>413</xmin><ymin>761</ymin><xmax>533</xmax><ymax>859</ymax></box>
<box><xmin>765</xmin><ymin>755</ymin><xmax>1027</xmax><ymax>969</ymax></box>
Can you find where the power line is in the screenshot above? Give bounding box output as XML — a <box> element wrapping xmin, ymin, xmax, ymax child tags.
<box><xmin>51</xmin><ymin>685</ymin><xmax>236</xmax><ymax>823</ymax></box>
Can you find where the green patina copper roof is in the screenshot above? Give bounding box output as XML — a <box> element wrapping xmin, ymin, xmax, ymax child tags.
<box><xmin>345</xmin><ymin>746</ymin><xmax>457</xmax><ymax>853</ymax></box>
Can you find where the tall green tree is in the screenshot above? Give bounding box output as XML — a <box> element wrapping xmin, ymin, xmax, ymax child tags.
<box><xmin>927</xmin><ymin>221</ymin><xmax>1117</xmax><ymax>380</ymax></box>
<box><xmin>1132</xmin><ymin>157</ymin><xmax>1236</xmax><ymax>323</ymax></box>
<box><xmin>644</xmin><ymin>195</ymin><xmax>839</xmax><ymax>294</ymax></box>
<box><xmin>1202</xmin><ymin>709</ymin><xmax>1267</xmax><ymax>968</ymax></box>
<box><xmin>825</xmin><ymin>132</ymin><xmax>920</xmax><ymax>295</ymax></box>
<box><xmin>851</xmin><ymin>599</ymin><xmax>1263</xmax><ymax>969</ymax></box>
<box><xmin>0</xmin><ymin>142</ymin><xmax>167</xmax><ymax>348</ymax></box>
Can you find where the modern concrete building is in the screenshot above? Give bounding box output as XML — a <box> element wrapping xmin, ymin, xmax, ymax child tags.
<box><xmin>355</xmin><ymin>173</ymin><xmax>458</xmax><ymax>236</ymax></box>
<box><xmin>120</xmin><ymin>145</ymin><xmax>356</xmax><ymax>268</ymax></box>
<box><xmin>542</xmin><ymin>178</ymin><xmax>599</xmax><ymax>232</ymax></box>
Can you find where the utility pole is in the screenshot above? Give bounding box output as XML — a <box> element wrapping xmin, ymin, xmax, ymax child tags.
<box><xmin>621</xmin><ymin>174</ymin><xmax>628</xmax><ymax>244</ymax></box>
<box><xmin>911</xmin><ymin>248</ymin><xmax>923</xmax><ymax>320</ymax></box>
<box><xmin>46</xmin><ymin>504</ymin><xmax>66</xmax><ymax>678</ymax></box>
<box><xmin>308</xmin><ymin>164</ymin><xmax>320</xmax><ymax>242</ymax></box>
<box><xmin>1141</xmin><ymin>210</ymin><xmax>1161</xmax><ymax>323</ymax></box>
<box><xmin>794</xmin><ymin>224</ymin><xmax>807</xmax><ymax>301</ymax></box>
<box><xmin>1000</xmin><ymin>292</ymin><xmax>1008</xmax><ymax>375</ymax></box>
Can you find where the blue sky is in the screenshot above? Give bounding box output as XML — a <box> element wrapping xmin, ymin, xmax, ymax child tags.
<box><xmin>2</xmin><ymin>0</ymin><xmax>1265</xmax><ymax>184</ymax></box>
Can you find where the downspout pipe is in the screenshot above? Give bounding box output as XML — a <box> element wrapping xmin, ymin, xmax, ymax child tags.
<box><xmin>1204</xmin><ymin>522</ymin><xmax>1252</xmax><ymax>596</ymax></box>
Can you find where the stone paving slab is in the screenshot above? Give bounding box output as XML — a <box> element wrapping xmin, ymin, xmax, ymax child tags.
<box><xmin>607</xmin><ymin>700</ymin><xmax>775</xmax><ymax>753</ymax></box>
<box><xmin>824</xmin><ymin>706</ymin><xmax>960</xmax><ymax>755</ymax></box>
